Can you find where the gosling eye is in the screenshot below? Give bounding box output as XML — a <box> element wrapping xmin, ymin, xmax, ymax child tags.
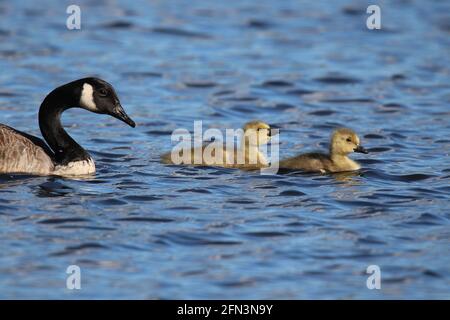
<box><xmin>98</xmin><ymin>88</ymin><xmax>108</xmax><ymax>97</ymax></box>
<box><xmin>346</xmin><ymin>137</ymin><xmax>352</xmax><ymax>143</ymax></box>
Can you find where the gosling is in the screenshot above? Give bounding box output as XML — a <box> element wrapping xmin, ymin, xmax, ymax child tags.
<box><xmin>279</xmin><ymin>128</ymin><xmax>368</xmax><ymax>173</ymax></box>
<box><xmin>161</xmin><ymin>120</ymin><xmax>272</xmax><ymax>169</ymax></box>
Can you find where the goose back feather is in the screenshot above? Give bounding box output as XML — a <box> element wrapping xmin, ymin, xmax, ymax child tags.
<box><xmin>0</xmin><ymin>124</ymin><xmax>54</xmax><ymax>175</ymax></box>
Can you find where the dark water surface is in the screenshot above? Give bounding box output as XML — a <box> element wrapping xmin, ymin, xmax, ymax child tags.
<box><xmin>0</xmin><ymin>0</ymin><xmax>449</xmax><ymax>299</ymax></box>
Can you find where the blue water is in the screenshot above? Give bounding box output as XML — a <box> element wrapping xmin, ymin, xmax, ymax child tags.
<box><xmin>0</xmin><ymin>0</ymin><xmax>449</xmax><ymax>299</ymax></box>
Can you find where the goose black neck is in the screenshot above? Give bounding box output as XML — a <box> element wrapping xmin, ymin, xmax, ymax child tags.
<box><xmin>38</xmin><ymin>84</ymin><xmax>89</xmax><ymax>165</ymax></box>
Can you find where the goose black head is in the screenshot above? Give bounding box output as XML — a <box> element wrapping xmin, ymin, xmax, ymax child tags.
<box><xmin>76</xmin><ymin>77</ymin><xmax>136</xmax><ymax>128</ymax></box>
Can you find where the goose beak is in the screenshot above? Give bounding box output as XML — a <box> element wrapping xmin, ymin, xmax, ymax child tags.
<box><xmin>354</xmin><ymin>145</ymin><xmax>368</xmax><ymax>154</ymax></box>
<box><xmin>112</xmin><ymin>103</ymin><xmax>136</xmax><ymax>128</ymax></box>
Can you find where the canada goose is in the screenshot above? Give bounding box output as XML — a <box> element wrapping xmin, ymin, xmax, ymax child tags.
<box><xmin>279</xmin><ymin>128</ymin><xmax>368</xmax><ymax>173</ymax></box>
<box><xmin>161</xmin><ymin>120</ymin><xmax>272</xmax><ymax>169</ymax></box>
<box><xmin>0</xmin><ymin>77</ymin><xmax>135</xmax><ymax>176</ymax></box>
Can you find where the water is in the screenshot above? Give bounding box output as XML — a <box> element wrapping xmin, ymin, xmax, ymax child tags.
<box><xmin>0</xmin><ymin>0</ymin><xmax>449</xmax><ymax>299</ymax></box>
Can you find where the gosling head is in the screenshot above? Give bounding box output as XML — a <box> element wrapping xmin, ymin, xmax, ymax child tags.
<box><xmin>243</xmin><ymin>120</ymin><xmax>272</xmax><ymax>146</ymax></box>
<box><xmin>330</xmin><ymin>128</ymin><xmax>368</xmax><ymax>156</ymax></box>
<box><xmin>70</xmin><ymin>77</ymin><xmax>136</xmax><ymax>127</ymax></box>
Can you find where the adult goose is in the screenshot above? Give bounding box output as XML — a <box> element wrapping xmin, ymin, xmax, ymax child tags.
<box><xmin>0</xmin><ymin>77</ymin><xmax>135</xmax><ymax>176</ymax></box>
<box><xmin>279</xmin><ymin>128</ymin><xmax>368</xmax><ymax>173</ymax></box>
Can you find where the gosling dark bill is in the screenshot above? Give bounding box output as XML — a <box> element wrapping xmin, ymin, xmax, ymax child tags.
<box><xmin>354</xmin><ymin>145</ymin><xmax>368</xmax><ymax>154</ymax></box>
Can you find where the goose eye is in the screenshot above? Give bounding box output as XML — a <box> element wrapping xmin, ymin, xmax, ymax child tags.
<box><xmin>99</xmin><ymin>88</ymin><xmax>108</xmax><ymax>97</ymax></box>
<box><xmin>346</xmin><ymin>137</ymin><xmax>352</xmax><ymax>142</ymax></box>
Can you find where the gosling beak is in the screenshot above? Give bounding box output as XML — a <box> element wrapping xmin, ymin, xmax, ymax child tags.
<box><xmin>354</xmin><ymin>145</ymin><xmax>368</xmax><ymax>154</ymax></box>
<box><xmin>112</xmin><ymin>103</ymin><xmax>136</xmax><ymax>128</ymax></box>
<box><xmin>268</xmin><ymin>125</ymin><xmax>280</xmax><ymax>137</ymax></box>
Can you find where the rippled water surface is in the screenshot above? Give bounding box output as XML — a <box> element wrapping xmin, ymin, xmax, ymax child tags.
<box><xmin>0</xmin><ymin>0</ymin><xmax>449</xmax><ymax>299</ymax></box>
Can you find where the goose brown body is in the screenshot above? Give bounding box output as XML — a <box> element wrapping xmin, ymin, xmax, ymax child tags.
<box><xmin>0</xmin><ymin>125</ymin><xmax>54</xmax><ymax>175</ymax></box>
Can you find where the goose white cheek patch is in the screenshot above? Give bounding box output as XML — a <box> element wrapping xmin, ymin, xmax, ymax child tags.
<box><xmin>79</xmin><ymin>83</ymin><xmax>98</xmax><ymax>111</ymax></box>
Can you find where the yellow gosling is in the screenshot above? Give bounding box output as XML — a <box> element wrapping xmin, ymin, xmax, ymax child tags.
<box><xmin>161</xmin><ymin>120</ymin><xmax>272</xmax><ymax>169</ymax></box>
<box><xmin>279</xmin><ymin>128</ymin><xmax>368</xmax><ymax>173</ymax></box>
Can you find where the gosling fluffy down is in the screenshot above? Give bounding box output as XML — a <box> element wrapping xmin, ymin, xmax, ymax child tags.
<box><xmin>161</xmin><ymin>120</ymin><xmax>273</xmax><ymax>169</ymax></box>
<box><xmin>279</xmin><ymin>128</ymin><xmax>368</xmax><ymax>173</ymax></box>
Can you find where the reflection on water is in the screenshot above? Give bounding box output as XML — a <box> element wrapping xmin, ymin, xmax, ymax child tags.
<box><xmin>0</xmin><ymin>0</ymin><xmax>449</xmax><ymax>299</ymax></box>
